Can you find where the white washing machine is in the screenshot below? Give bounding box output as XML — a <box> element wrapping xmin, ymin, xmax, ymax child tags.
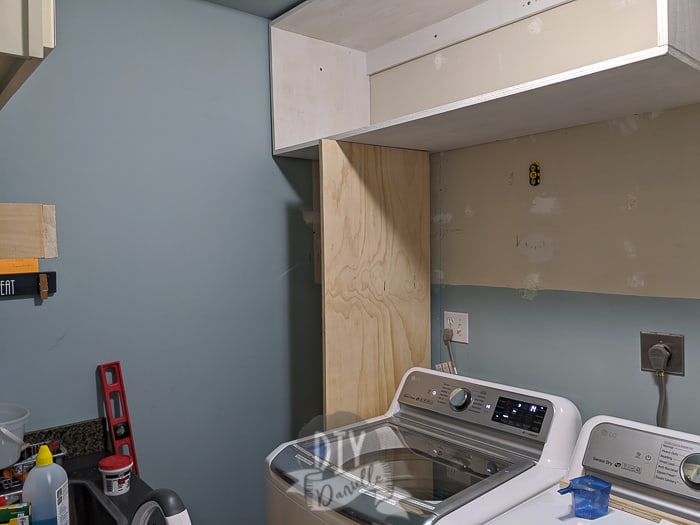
<box><xmin>485</xmin><ymin>415</ymin><xmax>700</xmax><ymax>525</ymax></box>
<box><xmin>265</xmin><ymin>367</ymin><xmax>582</xmax><ymax>524</ymax></box>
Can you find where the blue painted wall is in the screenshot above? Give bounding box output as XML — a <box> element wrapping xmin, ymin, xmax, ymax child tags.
<box><xmin>432</xmin><ymin>285</ymin><xmax>700</xmax><ymax>435</ymax></box>
<box><xmin>0</xmin><ymin>0</ymin><xmax>320</xmax><ymax>523</ymax></box>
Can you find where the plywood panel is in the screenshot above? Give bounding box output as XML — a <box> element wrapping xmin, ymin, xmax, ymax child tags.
<box><xmin>320</xmin><ymin>140</ymin><xmax>430</xmax><ymax>422</ymax></box>
<box><xmin>0</xmin><ymin>204</ymin><xmax>57</xmax><ymax>258</ymax></box>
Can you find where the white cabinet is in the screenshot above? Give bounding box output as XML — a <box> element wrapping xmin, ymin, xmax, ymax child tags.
<box><xmin>0</xmin><ymin>0</ymin><xmax>55</xmax><ymax>110</ymax></box>
<box><xmin>270</xmin><ymin>0</ymin><xmax>700</xmax><ymax>159</ymax></box>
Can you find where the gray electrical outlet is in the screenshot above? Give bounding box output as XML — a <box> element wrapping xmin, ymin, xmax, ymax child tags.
<box><xmin>640</xmin><ymin>331</ymin><xmax>685</xmax><ymax>376</ymax></box>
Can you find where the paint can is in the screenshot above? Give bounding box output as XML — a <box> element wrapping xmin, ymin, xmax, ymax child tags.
<box><xmin>98</xmin><ymin>454</ymin><xmax>133</xmax><ymax>496</ymax></box>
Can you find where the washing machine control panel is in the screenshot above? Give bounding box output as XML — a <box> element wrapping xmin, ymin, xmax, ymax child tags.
<box><xmin>583</xmin><ymin>422</ymin><xmax>700</xmax><ymax>499</ymax></box>
<box><xmin>399</xmin><ymin>370</ymin><xmax>554</xmax><ymax>443</ymax></box>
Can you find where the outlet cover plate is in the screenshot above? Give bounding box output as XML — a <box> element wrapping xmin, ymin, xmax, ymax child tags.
<box><xmin>444</xmin><ymin>311</ymin><xmax>469</xmax><ymax>344</ymax></box>
<box><xmin>640</xmin><ymin>331</ymin><xmax>684</xmax><ymax>376</ymax></box>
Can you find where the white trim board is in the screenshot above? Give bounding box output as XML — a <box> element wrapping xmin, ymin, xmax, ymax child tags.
<box><xmin>275</xmin><ymin>49</ymin><xmax>700</xmax><ymax>159</ymax></box>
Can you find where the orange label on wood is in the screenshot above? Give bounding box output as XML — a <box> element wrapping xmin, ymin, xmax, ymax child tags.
<box><xmin>0</xmin><ymin>258</ymin><xmax>39</xmax><ymax>273</ymax></box>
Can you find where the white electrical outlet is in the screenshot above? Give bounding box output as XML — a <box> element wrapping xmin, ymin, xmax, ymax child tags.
<box><xmin>444</xmin><ymin>311</ymin><xmax>469</xmax><ymax>343</ymax></box>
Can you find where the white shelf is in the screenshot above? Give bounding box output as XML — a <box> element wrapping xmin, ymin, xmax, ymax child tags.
<box><xmin>270</xmin><ymin>0</ymin><xmax>700</xmax><ymax>159</ymax></box>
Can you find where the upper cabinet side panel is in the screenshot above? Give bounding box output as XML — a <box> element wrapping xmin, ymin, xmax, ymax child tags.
<box><xmin>370</xmin><ymin>0</ymin><xmax>658</xmax><ymax>124</ymax></box>
<box><xmin>668</xmin><ymin>0</ymin><xmax>700</xmax><ymax>60</ymax></box>
<box><xmin>270</xmin><ymin>27</ymin><xmax>370</xmax><ymax>152</ymax></box>
<box><xmin>0</xmin><ymin>0</ymin><xmax>55</xmax><ymax>111</ymax></box>
<box><xmin>0</xmin><ymin>2</ymin><xmax>27</xmax><ymax>56</ymax></box>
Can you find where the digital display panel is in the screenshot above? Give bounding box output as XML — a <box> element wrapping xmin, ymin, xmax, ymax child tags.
<box><xmin>491</xmin><ymin>396</ymin><xmax>547</xmax><ymax>433</ymax></box>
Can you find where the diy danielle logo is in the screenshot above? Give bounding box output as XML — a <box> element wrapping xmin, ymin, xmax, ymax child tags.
<box><xmin>305</xmin><ymin>429</ymin><xmax>392</xmax><ymax>511</ymax></box>
<box><xmin>286</xmin><ymin>425</ymin><xmax>404</xmax><ymax>518</ymax></box>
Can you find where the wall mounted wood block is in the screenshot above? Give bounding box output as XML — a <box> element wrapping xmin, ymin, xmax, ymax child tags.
<box><xmin>0</xmin><ymin>204</ymin><xmax>57</xmax><ymax>258</ymax></box>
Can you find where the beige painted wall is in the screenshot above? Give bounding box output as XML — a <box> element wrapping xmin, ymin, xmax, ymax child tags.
<box><xmin>430</xmin><ymin>102</ymin><xmax>700</xmax><ymax>299</ymax></box>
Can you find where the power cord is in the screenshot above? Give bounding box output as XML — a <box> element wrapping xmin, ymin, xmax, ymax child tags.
<box><xmin>648</xmin><ymin>343</ymin><xmax>671</xmax><ymax>427</ymax></box>
<box><xmin>442</xmin><ymin>328</ymin><xmax>458</xmax><ymax>375</ymax></box>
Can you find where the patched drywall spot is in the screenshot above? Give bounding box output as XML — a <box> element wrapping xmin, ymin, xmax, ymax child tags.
<box><xmin>620</xmin><ymin>192</ymin><xmax>638</xmax><ymax>211</ymax></box>
<box><xmin>611</xmin><ymin>114</ymin><xmax>642</xmax><ymax>136</ymax></box>
<box><xmin>527</xmin><ymin>17</ymin><xmax>544</xmax><ymax>35</ymax></box>
<box><xmin>519</xmin><ymin>273</ymin><xmax>541</xmax><ymax>300</ymax></box>
<box><xmin>611</xmin><ymin>0</ymin><xmax>638</xmax><ymax>9</ymax></box>
<box><xmin>433</xmin><ymin>212</ymin><xmax>453</xmax><ymax>224</ymax></box>
<box><xmin>627</xmin><ymin>272</ymin><xmax>645</xmax><ymax>289</ymax></box>
<box><xmin>517</xmin><ymin>233</ymin><xmax>554</xmax><ymax>263</ymax></box>
<box><xmin>434</xmin><ymin>53</ymin><xmax>447</xmax><ymax>70</ymax></box>
<box><xmin>464</xmin><ymin>206</ymin><xmax>475</xmax><ymax>218</ymax></box>
<box><xmin>624</xmin><ymin>240</ymin><xmax>638</xmax><ymax>258</ymax></box>
<box><xmin>506</xmin><ymin>172</ymin><xmax>514</xmax><ymax>186</ymax></box>
<box><xmin>530</xmin><ymin>195</ymin><xmax>561</xmax><ymax>215</ymax></box>
<box><xmin>433</xmin><ymin>269</ymin><xmax>445</xmax><ymax>283</ymax></box>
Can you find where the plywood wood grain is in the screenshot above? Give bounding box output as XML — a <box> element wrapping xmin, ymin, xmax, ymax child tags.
<box><xmin>0</xmin><ymin>204</ymin><xmax>57</xmax><ymax>258</ymax></box>
<box><xmin>320</xmin><ymin>140</ymin><xmax>430</xmax><ymax>423</ymax></box>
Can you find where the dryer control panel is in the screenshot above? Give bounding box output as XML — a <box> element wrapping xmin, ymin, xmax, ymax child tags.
<box><xmin>398</xmin><ymin>370</ymin><xmax>554</xmax><ymax>443</ymax></box>
<box><xmin>583</xmin><ymin>422</ymin><xmax>700</xmax><ymax>500</ymax></box>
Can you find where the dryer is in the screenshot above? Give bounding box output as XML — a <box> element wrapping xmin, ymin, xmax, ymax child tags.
<box><xmin>265</xmin><ymin>367</ymin><xmax>582</xmax><ymax>524</ymax></box>
<box><xmin>486</xmin><ymin>415</ymin><xmax>700</xmax><ymax>525</ymax></box>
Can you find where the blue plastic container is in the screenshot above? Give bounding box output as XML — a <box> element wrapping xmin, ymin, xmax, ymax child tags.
<box><xmin>558</xmin><ymin>475</ymin><xmax>611</xmax><ymax>519</ymax></box>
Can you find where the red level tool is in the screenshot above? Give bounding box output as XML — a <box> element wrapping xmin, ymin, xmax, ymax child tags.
<box><xmin>98</xmin><ymin>361</ymin><xmax>139</xmax><ymax>475</ymax></box>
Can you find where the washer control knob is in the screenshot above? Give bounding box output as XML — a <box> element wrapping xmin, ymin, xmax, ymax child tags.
<box><xmin>448</xmin><ymin>388</ymin><xmax>472</xmax><ymax>410</ymax></box>
<box><xmin>681</xmin><ymin>453</ymin><xmax>700</xmax><ymax>490</ymax></box>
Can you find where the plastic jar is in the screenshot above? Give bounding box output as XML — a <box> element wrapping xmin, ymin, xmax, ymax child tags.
<box><xmin>0</xmin><ymin>403</ymin><xmax>30</xmax><ymax>469</ymax></box>
<box><xmin>98</xmin><ymin>455</ymin><xmax>133</xmax><ymax>496</ymax></box>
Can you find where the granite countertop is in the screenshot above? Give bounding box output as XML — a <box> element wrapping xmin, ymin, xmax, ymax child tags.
<box><xmin>24</xmin><ymin>418</ymin><xmax>109</xmax><ymax>459</ymax></box>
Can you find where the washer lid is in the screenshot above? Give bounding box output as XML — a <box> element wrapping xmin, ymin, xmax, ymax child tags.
<box><xmin>270</xmin><ymin>419</ymin><xmax>535</xmax><ymax>524</ymax></box>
